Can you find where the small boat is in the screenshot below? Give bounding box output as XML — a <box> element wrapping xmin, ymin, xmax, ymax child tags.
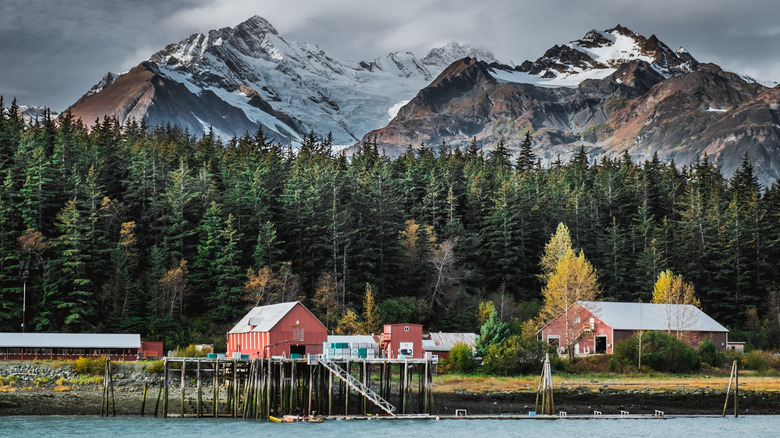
<box><xmin>269</xmin><ymin>414</ymin><xmax>324</xmax><ymax>423</ymax></box>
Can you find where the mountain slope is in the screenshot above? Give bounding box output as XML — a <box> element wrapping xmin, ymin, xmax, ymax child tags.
<box><xmin>66</xmin><ymin>16</ymin><xmax>496</xmax><ymax>144</ymax></box>
<box><xmin>359</xmin><ymin>27</ymin><xmax>780</xmax><ymax>185</ymax></box>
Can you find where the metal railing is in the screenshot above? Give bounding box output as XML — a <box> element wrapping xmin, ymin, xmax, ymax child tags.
<box><xmin>317</xmin><ymin>357</ymin><xmax>396</xmax><ymax>416</ymax></box>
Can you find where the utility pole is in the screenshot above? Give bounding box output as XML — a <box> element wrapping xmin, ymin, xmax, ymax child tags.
<box><xmin>19</xmin><ymin>260</ymin><xmax>29</xmax><ymax>333</ymax></box>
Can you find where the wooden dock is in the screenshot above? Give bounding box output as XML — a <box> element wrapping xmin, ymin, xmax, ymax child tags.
<box><xmin>152</xmin><ymin>356</ymin><xmax>435</xmax><ymax>419</ymax></box>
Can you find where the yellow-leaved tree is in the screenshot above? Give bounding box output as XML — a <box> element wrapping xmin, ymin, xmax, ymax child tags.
<box><xmin>538</xmin><ymin>223</ymin><xmax>600</xmax><ymax>360</ymax></box>
<box><xmin>651</xmin><ymin>270</ymin><xmax>700</xmax><ymax>341</ymax></box>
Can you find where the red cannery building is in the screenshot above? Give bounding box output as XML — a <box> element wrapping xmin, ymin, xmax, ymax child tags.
<box><xmin>0</xmin><ymin>333</ymin><xmax>143</xmax><ymax>361</ymax></box>
<box><xmin>226</xmin><ymin>301</ymin><xmax>327</xmax><ymax>359</ymax></box>
<box><xmin>540</xmin><ymin>301</ymin><xmax>729</xmax><ymax>356</ymax></box>
<box><xmin>380</xmin><ymin>323</ymin><xmax>423</xmax><ymax>359</ymax></box>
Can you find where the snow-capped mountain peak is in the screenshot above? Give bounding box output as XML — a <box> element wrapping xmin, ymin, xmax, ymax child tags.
<box><xmin>70</xmin><ymin>16</ymin><xmax>499</xmax><ymax>145</ymax></box>
<box><xmin>501</xmin><ymin>25</ymin><xmax>698</xmax><ymax>87</ymax></box>
<box><xmin>422</xmin><ymin>42</ymin><xmax>499</xmax><ymax>67</ymax></box>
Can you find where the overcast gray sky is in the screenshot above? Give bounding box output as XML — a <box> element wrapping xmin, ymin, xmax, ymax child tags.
<box><xmin>2</xmin><ymin>0</ymin><xmax>780</xmax><ymax>111</ymax></box>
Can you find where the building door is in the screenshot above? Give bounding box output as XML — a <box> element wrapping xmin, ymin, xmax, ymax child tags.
<box><xmin>290</xmin><ymin>345</ymin><xmax>306</xmax><ymax>357</ymax></box>
<box><xmin>595</xmin><ymin>336</ymin><xmax>607</xmax><ymax>354</ymax></box>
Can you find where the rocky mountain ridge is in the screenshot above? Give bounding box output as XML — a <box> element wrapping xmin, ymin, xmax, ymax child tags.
<box><xmin>66</xmin><ymin>15</ymin><xmax>497</xmax><ymax>145</ymax></box>
<box><xmin>359</xmin><ymin>27</ymin><xmax>780</xmax><ymax>186</ymax></box>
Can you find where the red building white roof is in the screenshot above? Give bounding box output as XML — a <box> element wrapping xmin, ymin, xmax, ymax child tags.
<box><xmin>229</xmin><ymin>301</ymin><xmax>308</xmax><ymax>334</ymax></box>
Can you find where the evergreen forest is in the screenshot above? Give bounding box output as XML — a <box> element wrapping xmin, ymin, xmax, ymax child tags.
<box><xmin>1</xmin><ymin>98</ymin><xmax>779</xmax><ymax>349</ymax></box>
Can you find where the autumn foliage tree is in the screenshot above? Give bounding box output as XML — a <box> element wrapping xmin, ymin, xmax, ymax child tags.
<box><xmin>651</xmin><ymin>269</ymin><xmax>701</xmax><ymax>341</ymax></box>
<box><xmin>538</xmin><ymin>223</ymin><xmax>600</xmax><ymax>360</ymax></box>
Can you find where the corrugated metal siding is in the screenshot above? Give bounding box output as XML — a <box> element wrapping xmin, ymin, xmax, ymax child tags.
<box><xmin>0</xmin><ymin>333</ymin><xmax>141</xmax><ymax>349</ymax></box>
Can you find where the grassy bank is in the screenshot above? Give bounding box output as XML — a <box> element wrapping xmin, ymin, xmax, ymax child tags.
<box><xmin>434</xmin><ymin>372</ymin><xmax>780</xmax><ymax>394</ymax></box>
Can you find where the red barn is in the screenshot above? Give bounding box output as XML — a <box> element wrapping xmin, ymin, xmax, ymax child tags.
<box><xmin>540</xmin><ymin>301</ymin><xmax>729</xmax><ymax>355</ymax></box>
<box><xmin>380</xmin><ymin>323</ymin><xmax>423</xmax><ymax>359</ymax></box>
<box><xmin>226</xmin><ymin>302</ymin><xmax>327</xmax><ymax>359</ymax></box>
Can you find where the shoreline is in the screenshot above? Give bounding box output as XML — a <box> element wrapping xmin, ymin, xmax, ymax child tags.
<box><xmin>2</xmin><ymin>387</ymin><xmax>779</xmax><ymax>417</ymax></box>
<box><xmin>1</xmin><ymin>361</ymin><xmax>778</xmax><ymax>417</ymax></box>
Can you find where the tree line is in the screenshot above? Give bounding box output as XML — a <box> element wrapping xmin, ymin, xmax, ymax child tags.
<box><xmin>1</xmin><ymin>98</ymin><xmax>779</xmax><ymax>349</ymax></box>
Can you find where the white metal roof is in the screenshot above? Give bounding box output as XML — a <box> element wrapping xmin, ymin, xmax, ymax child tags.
<box><xmin>327</xmin><ymin>335</ymin><xmax>378</xmax><ymax>345</ymax></box>
<box><xmin>579</xmin><ymin>301</ymin><xmax>728</xmax><ymax>332</ymax></box>
<box><xmin>228</xmin><ymin>301</ymin><xmax>302</xmax><ymax>334</ymax></box>
<box><xmin>0</xmin><ymin>333</ymin><xmax>141</xmax><ymax>349</ymax></box>
<box><xmin>422</xmin><ymin>333</ymin><xmax>477</xmax><ymax>351</ymax></box>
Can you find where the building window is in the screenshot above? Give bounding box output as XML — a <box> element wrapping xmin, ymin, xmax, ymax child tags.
<box><xmin>293</xmin><ymin>327</ymin><xmax>304</xmax><ymax>342</ymax></box>
<box><xmin>404</xmin><ymin>326</ymin><xmax>410</xmax><ymax>332</ymax></box>
<box><xmin>574</xmin><ymin>317</ymin><xmax>581</xmax><ymax>324</ymax></box>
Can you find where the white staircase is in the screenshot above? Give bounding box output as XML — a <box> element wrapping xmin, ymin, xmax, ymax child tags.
<box><xmin>318</xmin><ymin>357</ymin><xmax>396</xmax><ymax>416</ymax></box>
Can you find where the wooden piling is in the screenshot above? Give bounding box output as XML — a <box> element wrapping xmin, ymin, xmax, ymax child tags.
<box><xmin>196</xmin><ymin>359</ymin><xmax>202</xmax><ymax>417</ymax></box>
<box><xmin>232</xmin><ymin>360</ymin><xmax>238</xmax><ymax>418</ymax></box>
<box><xmin>129</xmin><ymin>356</ymin><xmax>435</xmax><ymax>420</ymax></box>
<box><xmin>180</xmin><ymin>359</ymin><xmax>186</xmax><ymax>417</ymax></box>
<box><xmin>162</xmin><ymin>357</ymin><xmax>169</xmax><ymax>418</ymax></box>
<box><xmin>109</xmin><ymin>359</ymin><xmax>116</xmax><ymax>417</ymax></box>
<box><xmin>154</xmin><ymin>377</ymin><xmax>162</xmax><ymax>417</ymax></box>
<box><xmin>213</xmin><ymin>358</ymin><xmax>219</xmax><ymax>418</ymax></box>
<box><xmin>141</xmin><ymin>378</ymin><xmax>148</xmax><ymax>416</ymax></box>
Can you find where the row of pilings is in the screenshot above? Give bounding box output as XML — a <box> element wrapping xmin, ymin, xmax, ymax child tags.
<box><xmin>150</xmin><ymin>357</ymin><xmax>435</xmax><ymax>419</ymax></box>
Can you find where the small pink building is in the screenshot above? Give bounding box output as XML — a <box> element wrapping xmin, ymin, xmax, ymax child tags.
<box><xmin>380</xmin><ymin>323</ymin><xmax>423</xmax><ymax>359</ymax></box>
<box><xmin>540</xmin><ymin>301</ymin><xmax>729</xmax><ymax>355</ymax></box>
<box><xmin>227</xmin><ymin>302</ymin><xmax>327</xmax><ymax>359</ymax></box>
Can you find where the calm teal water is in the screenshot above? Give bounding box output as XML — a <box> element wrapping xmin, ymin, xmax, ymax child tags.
<box><xmin>0</xmin><ymin>416</ymin><xmax>777</xmax><ymax>437</ymax></box>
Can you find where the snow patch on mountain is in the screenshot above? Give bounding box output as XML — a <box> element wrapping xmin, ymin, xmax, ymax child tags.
<box><xmin>388</xmin><ymin>100</ymin><xmax>411</xmax><ymax>120</ymax></box>
<box><xmin>491</xmin><ymin>67</ymin><xmax>617</xmax><ymax>88</ymax></box>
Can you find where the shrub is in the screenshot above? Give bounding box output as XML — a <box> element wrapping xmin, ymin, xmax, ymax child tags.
<box><xmin>172</xmin><ymin>344</ymin><xmax>212</xmax><ymax>358</ymax></box>
<box><xmin>143</xmin><ymin>360</ymin><xmax>165</xmax><ymax>374</ymax></box>
<box><xmin>698</xmin><ymin>339</ymin><xmax>725</xmax><ymax>368</ymax></box>
<box><xmin>73</xmin><ymin>356</ymin><xmax>107</xmax><ymax>375</ymax></box>
<box><xmin>69</xmin><ymin>375</ymin><xmax>103</xmax><ymax>385</ymax></box>
<box><xmin>742</xmin><ymin>350</ymin><xmax>771</xmax><ymax>371</ymax></box>
<box><xmin>481</xmin><ymin>335</ymin><xmax>550</xmax><ymax>376</ymax></box>
<box><xmin>444</xmin><ymin>342</ymin><xmax>476</xmax><ymax>373</ymax></box>
<box><xmin>613</xmin><ymin>331</ymin><xmax>699</xmax><ymax>373</ymax></box>
<box><xmin>33</xmin><ymin>376</ymin><xmax>52</xmax><ymax>388</ymax></box>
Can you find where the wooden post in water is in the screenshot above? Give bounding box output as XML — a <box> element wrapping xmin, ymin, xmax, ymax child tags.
<box><xmin>213</xmin><ymin>358</ymin><xmax>219</xmax><ymax>418</ymax></box>
<box><xmin>328</xmin><ymin>365</ymin><xmax>333</xmax><ymax>415</ymax></box>
<box><xmin>109</xmin><ymin>359</ymin><xmax>116</xmax><ymax>417</ymax></box>
<box><xmin>723</xmin><ymin>360</ymin><xmax>737</xmax><ymax>417</ymax></box>
<box><xmin>154</xmin><ymin>377</ymin><xmax>163</xmax><ymax>417</ymax></box>
<box><xmin>423</xmin><ymin>359</ymin><xmax>430</xmax><ymax>414</ymax></box>
<box><xmin>360</xmin><ymin>360</ymin><xmax>368</xmax><ymax>417</ymax></box>
<box><xmin>290</xmin><ymin>360</ymin><xmax>296</xmax><ymax>415</ymax></box>
<box><xmin>308</xmin><ymin>363</ymin><xmax>313</xmax><ymax>417</ymax></box>
<box><xmin>735</xmin><ymin>360</ymin><xmax>739</xmax><ymax>418</ymax></box>
<box><xmin>401</xmin><ymin>360</ymin><xmax>408</xmax><ymax>415</ymax></box>
<box><xmin>265</xmin><ymin>357</ymin><xmax>271</xmax><ymax>417</ymax></box>
<box><xmin>180</xmin><ymin>359</ymin><xmax>186</xmax><ymax>417</ymax></box>
<box><xmin>196</xmin><ymin>359</ymin><xmax>202</xmax><ymax>417</ymax></box>
<box><xmin>163</xmin><ymin>357</ymin><xmax>169</xmax><ymax>418</ymax></box>
<box><xmin>233</xmin><ymin>360</ymin><xmax>239</xmax><ymax>418</ymax></box>
<box><xmin>535</xmin><ymin>353</ymin><xmax>554</xmax><ymax>415</ymax></box>
<box><xmin>141</xmin><ymin>377</ymin><xmax>148</xmax><ymax>416</ymax></box>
